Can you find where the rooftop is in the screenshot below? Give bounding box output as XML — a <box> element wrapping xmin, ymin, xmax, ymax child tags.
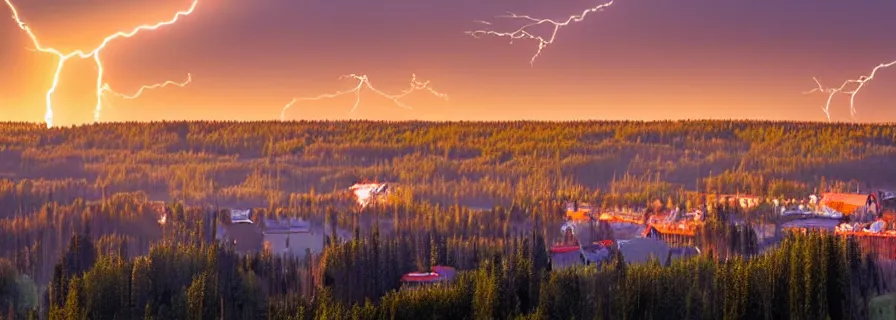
<box><xmin>230</xmin><ymin>209</ymin><xmax>253</xmax><ymax>224</ymax></box>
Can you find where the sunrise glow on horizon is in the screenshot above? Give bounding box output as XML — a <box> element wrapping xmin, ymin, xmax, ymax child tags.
<box><xmin>3</xmin><ymin>0</ymin><xmax>896</xmax><ymax>125</ymax></box>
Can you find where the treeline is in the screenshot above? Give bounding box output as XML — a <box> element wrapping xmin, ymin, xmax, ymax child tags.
<box><xmin>1</xmin><ymin>120</ymin><xmax>895</xmax><ymax>318</ymax></box>
<box><xmin>0</xmin><ymin>258</ymin><xmax>38</xmax><ymax>319</ymax></box>
<box><xmin>35</xmin><ymin>231</ymin><xmax>886</xmax><ymax>320</ymax></box>
<box><xmin>46</xmin><ymin>239</ymin><xmax>267</xmax><ymax>320</ymax></box>
<box><xmin>0</xmin><ymin>121</ymin><xmax>893</xmax><ymax>209</ymax></box>
<box><xmin>0</xmin><ymin>184</ymin><xmax>849</xmax><ymax>290</ymax></box>
<box><xmin>298</xmin><ymin>232</ymin><xmax>884</xmax><ymax>320</ymax></box>
<box><xmin>0</xmin><ymin>191</ymin><xmax>562</xmax><ymax>286</ymax></box>
<box><xmin>317</xmin><ymin>225</ymin><xmax>550</xmax><ymax>305</ymax></box>
<box><xmin>0</xmin><ymin>193</ymin><xmax>220</xmax><ymax>285</ymax></box>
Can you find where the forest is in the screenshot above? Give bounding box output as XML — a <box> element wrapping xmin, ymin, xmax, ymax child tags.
<box><xmin>0</xmin><ymin>120</ymin><xmax>894</xmax><ymax>319</ymax></box>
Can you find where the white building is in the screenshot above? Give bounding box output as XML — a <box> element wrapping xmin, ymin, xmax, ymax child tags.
<box><xmin>349</xmin><ymin>182</ymin><xmax>391</xmax><ymax>207</ymax></box>
<box><xmin>263</xmin><ymin>218</ymin><xmax>324</xmax><ymax>257</ymax></box>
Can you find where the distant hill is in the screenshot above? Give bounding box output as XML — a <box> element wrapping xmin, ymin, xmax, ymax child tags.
<box><xmin>0</xmin><ymin>120</ymin><xmax>893</xmax><ymax>209</ymax></box>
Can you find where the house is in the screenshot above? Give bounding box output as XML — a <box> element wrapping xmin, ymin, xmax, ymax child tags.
<box><xmin>565</xmin><ymin>201</ymin><xmax>594</xmax><ymax>213</ymax></box>
<box><xmin>820</xmin><ymin>193</ymin><xmax>873</xmax><ymax>220</ymax></box>
<box><xmin>400</xmin><ymin>266</ymin><xmax>457</xmax><ymax>290</ymax></box>
<box><xmin>349</xmin><ymin>182</ymin><xmax>391</xmax><ymax>207</ymax></box>
<box><xmin>738</xmin><ymin>196</ymin><xmax>761</xmax><ymax>209</ymax></box>
<box><xmin>262</xmin><ymin>217</ymin><xmax>324</xmax><ymax>257</ymax></box>
<box><xmin>230</xmin><ymin>209</ymin><xmax>254</xmax><ymax>224</ymax></box>
<box><xmin>870</xmin><ymin>190</ymin><xmax>896</xmax><ymax>217</ymax></box>
<box><xmin>216</xmin><ymin>209</ymin><xmax>263</xmax><ymax>253</ymax></box>
<box><xmin>717</xmin><ymin>194</ymin><xmax>761</xmax><ymax>209</ymax></box>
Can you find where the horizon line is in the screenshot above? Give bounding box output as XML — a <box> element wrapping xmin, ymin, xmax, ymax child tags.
<box><xmin>1</xmin><ymin>119</ymin><xmax>893</xmax><ymax>127</ymax></box>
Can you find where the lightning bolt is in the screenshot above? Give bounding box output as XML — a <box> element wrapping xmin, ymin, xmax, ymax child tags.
<box><xmin>280</xmin><ymin>98</ymin><xmax>298</xmax><ymax>121</ymax></box>
<box><xmin>4</xmin><ymin>0</ymin><xmax>198</xmax><ymax>128</ymax></box>
<box><xmin>466</xmin><ymin>0</ymin><xmax>614</xmax><ymax>65</ymax></box>
<box><xmin>805</xmin><ymin>60</ymin><xmax>896</xmax><ymax>122</ymax></box>
<box><xmin>280</xmin><ymin>74</ymin><xmax>448</xmax><ymax>121</ymax></box>
<box><xmin>103</xmin><ymin>73</ymin><xmax>192</xmax><ymax>100</ymax></box>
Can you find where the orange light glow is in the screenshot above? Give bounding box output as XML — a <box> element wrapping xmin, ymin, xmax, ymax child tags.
<box><xmin>566</xmin><ymin>210</ymin><xmax>589</xmax><ymax>221</ymax></box>
<box><xmin>4</xmin><ymin>0</ymin><xmax>198</xmax><ymax>128</ymax></box>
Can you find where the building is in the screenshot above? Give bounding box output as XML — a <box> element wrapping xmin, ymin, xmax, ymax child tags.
<box><xmin>216</xmin><ymin>209</ymin><xmax>263</xmax><ymax>254</ymax></box>
<box><xmin>230</xmin><ymin>209</ymin><xmax>253</xmax><ymax>224</ymax></box>
<box><xmin>870</xmin><ymin>190</ymin><xmax>896</xmax><ymax>216</ymax></box>
<box><xmin>262</xmin><ymin>217</ymin><xmax>324</xmax><ymax>257</ymax></box>
<box><xmin>147</xmin><ymin>201</ymin><xmax>170</xmax><ymax>224</ymax></box>
<box><xmin>717</xmin><ymin>194</ymin><xmax>761</xmax><ymax>209</ymax></box>
<box><xmin>400</xmin><ymin>266</ymin><xmax>457</xmax><ymax>290</ymax></box>
<box><xmin>820</xmin><ymin>193</ymin><xmax>873</xmax><ymax>220</ymax></box>
<box><xmin>565</xmin><ymin>201</ymin><xmax>594</xmax><ymax>213</ymax></box>
<box><xmin>349</xmin><ymin>182</ymin><xmax>391</xmax><ymax>207</ymax></box>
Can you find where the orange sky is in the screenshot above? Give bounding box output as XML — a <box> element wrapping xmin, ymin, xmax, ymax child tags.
<box><xmin>2</xmin><ymin>0</ymin><xmax>896</xmax><ymax>126</ymax></box>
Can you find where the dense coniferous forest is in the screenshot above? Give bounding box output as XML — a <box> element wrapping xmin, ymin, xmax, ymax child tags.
<box><xmin>0</xmin><ymin>120</ymin><xmax>894</xmax><ymax>319</ymax></box>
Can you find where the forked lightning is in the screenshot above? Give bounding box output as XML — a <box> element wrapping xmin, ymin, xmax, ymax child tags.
<box><xmin>466</xmin><ymin>1</ymin><xmax>614</xmax><ymax>65</ymax></box>
<box><xmin>4</xmin><ymin>0</ymin><xmax>198</xmax><ymax>127</ymax></box>
<box><xmin>103</xmin><ymin>73</ymin><xmax>192</xmax><ymax>100</ymax></box>
<box><xmin>805</xmin><ymin>60</ymin><xmax>896</xmax><ymax>122</ymax></box>
<box><xmin>281</xmin><ymin>74</ymin><xmax>447</xmax><ymax>121</ymax></box>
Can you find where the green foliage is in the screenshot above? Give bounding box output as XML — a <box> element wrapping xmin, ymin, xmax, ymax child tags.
<box><xmin>0</xmin><ymin>259</ymin><xmax>37</xmax><ymax>318</ymax></box>
<box><xmin>0</xmin><ymin>121</ymin><xmax>894</xmax><ymax>318</ymax></box>
<box><xmin>41</xmin><ymin>229</ymin><xmax>873</xmax><ymax>320</ymax></box>
<box><xmin>0</xmin><ymin>121</ymin><xmax>892</xmax><ymax>211</ymax></box>
<box><xmin>305</xmin><ymin>233</ymin><xmax>879</xmax><ymax>320</ymax></box>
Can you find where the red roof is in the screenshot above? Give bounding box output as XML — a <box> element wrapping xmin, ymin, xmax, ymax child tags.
<box><xmin>822</xmin><ymin>193</ymin><xmax>869</xmax><ymax>214</ymax></box>
<box><xmin>718</xmin><ymin>194</ymin><xmax>759</xmax><ymax>199</ymax></box>
<box><xmin>401</xmin><ymin>266</ymin><xmax>456</xmax><ymax>283</ymax></box>
<box><xmin>550</xmin><ymin>245</ymin><xmax>579</xmax><ymax>254</ymax></box>
<box><xmin>823</xmin><ymin>193</ymin><xmax>868</xmax><ymax>205</ymax></box>
<box><xmin>401</xmin><ymin>272</ymin><xmax>441</xmax><ymax>282</ymax></box>
<box><xmin>597</xmin><ymin>239</ymin><xmax>614</xmax><ymax>247</ymax></box>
